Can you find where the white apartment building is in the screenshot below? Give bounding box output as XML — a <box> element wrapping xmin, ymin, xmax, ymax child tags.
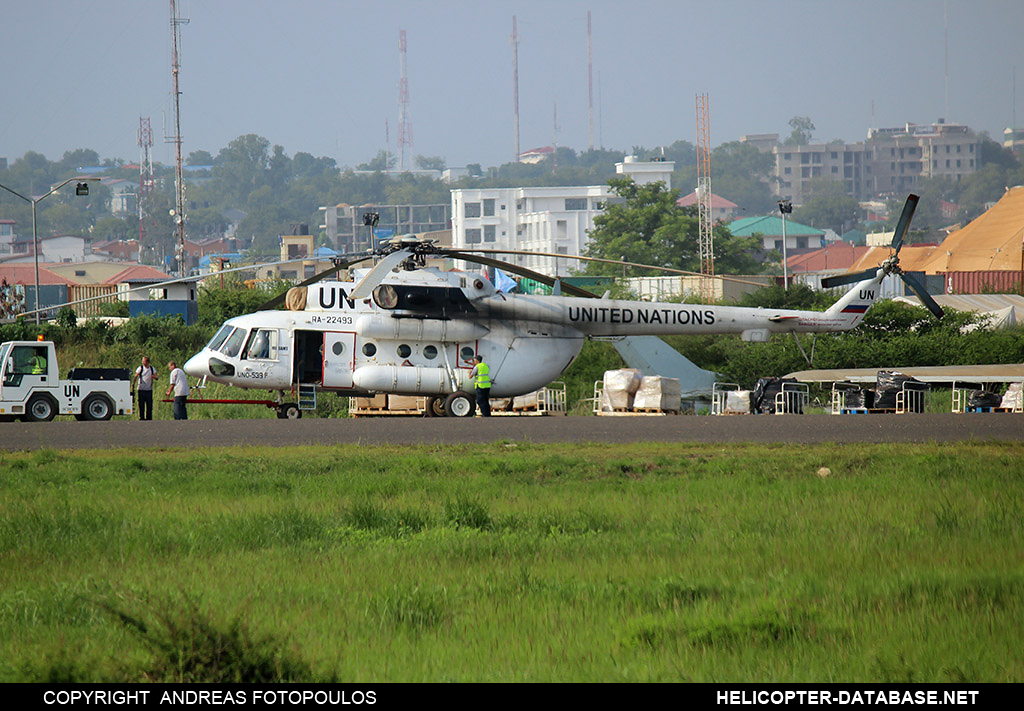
<box><xmin>451</xmin><ymin>157</ymin><xmax>673</xmax><ymax>277</ymax></box>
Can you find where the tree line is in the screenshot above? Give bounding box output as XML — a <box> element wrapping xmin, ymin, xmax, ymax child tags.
<box><xmin>2</xmin><ymin>124</ymin><xmax>1021</xmax><ymax>268</ymax></box>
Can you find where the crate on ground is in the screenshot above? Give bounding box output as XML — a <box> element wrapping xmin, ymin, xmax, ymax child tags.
<box><xmin>632</xmin><ymin>376</ymin><xmax>681</xmax><ymax>412</ymax></box>
<box><xmin>349</xmin><ymin>393</ymin><xmax>424</xmax><ymax>416</ymax></box>
<box><xmin>713</xmin><ymin>383</ymin><xmax>751</xmax><ymax>415</ymax></box>
<box><xmin>597</xmin><ymin>368</ymin><xmax>643</xmax><ymax>412</ymax></box>
<box><xmin>952</xmin><ymin>380</ymin><xmax>1024</xmax><ymax>413</ymax></box>
<box><xmin>751</xmin><ymin>377</ymin><xmax>805</xmax><ymax>414</ymax></box>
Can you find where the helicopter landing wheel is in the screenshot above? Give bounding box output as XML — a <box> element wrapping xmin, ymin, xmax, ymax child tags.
<box><xmin>276</xmin><ymin>403</ymin><xmax>301</xmax><ymax>419</ymax></box>
<box><xmin>425</xmin><ymin>395</ymin><xmax>446</xmax><ymax>417</ymax></box>
<box><xmin>444</xmin><ymin>391</ymin><xmax>476</xmax><ymax>418</ymax></box>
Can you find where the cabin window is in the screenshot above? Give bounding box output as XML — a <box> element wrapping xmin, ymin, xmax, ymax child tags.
<box><xmin>397</xmin><ymin>344</ymin><xmax>412</xmax><ymax>358</ymax></box>
<box><xmin>207</xmin><ymin>325</ymin><xmax>234</xmax><ymax>352</ymax></box>
<box><xmin>243</xmin><ymin>329</ymin><xmax>277</xmax><ymax>360</ymax></box>
<box><xmin>460</xmin><ymin>346</ymin><xmax>475</xmax><ymax>362</ymax></box>
<box><xmin>362</xmin><ymin>343</ymin><xmax>377</xmax><ymax>357</ymax></box>
<box><xmin>221</xmin><ymin>328</ymin><xmax>247</xmax><ymax>358</ymax></box>
<box><xmin>331</xmin><ymin>341</ymin><xmax>345</xmax><ymax>356</ymax></box>
<box><xmin>423</xmin><ymin>345</ymin><xmax>438</xmax><ymax>360</ymax></box>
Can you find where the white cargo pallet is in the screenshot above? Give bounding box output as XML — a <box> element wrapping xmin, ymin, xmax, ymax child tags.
<box><xmin>591</xmin><ymin>381</ymin><xmax>681</xmax><ymax>416</ymax></box>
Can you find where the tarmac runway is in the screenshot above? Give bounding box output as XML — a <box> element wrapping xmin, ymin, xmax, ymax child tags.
<box><xmin>1</xmin><ymin>413</ymin><xmax>1022</xmax><ymax>451</ymax></box>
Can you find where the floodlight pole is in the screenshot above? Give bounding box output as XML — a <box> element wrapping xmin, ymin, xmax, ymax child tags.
<box><xmin>778</xmin><ymin>200</ymin><xmax>793</xmax><ymax>291</ymax></box>
<box><xmin>0</xmin><ymin>177</ymin><xmax>100</xmax><ymax>324</ymax></box>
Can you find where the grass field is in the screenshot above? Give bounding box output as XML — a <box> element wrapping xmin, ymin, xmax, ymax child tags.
<box><xmin>1</xmin><ymin>441</ymin><xmax>1022</xmax><ymax>682</ymax></box>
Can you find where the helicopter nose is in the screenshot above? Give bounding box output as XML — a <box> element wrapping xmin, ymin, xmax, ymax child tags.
<box><xmin>183</xmin><ymin>352</ymin><xmax>210</xmax><ymax>379</ymax></box>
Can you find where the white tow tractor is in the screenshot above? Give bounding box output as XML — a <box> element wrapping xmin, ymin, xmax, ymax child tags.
<box><xmin>0</xmin><ymin>340</ymin><xmax>133</xmax><ymax>422</ymax></box>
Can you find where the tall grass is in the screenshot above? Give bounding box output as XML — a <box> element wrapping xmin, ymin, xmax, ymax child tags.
<box><xmin>0</xmin><ymin>441</ymin><xmax>1021</xmax><ymax>682</ymax></box>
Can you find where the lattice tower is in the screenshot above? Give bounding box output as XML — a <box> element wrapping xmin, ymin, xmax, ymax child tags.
<box><xmin>138</xmin><ymin>117</ymin><xmax>154</xmax><ymax>244</ymax></box>
<box><xmin>696</xmin><ymin>93</ymin><xmax>714</xmax><ymax>303</ymax></box>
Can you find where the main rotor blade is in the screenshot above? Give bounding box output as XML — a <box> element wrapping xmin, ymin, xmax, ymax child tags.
<box><xmin>446</xmin><ymin>251</ymin><xmax>598</xmax><ymax>298</ymax></box>
<box><xmin>350</xmin><ymin>248</ymin><xmax>415</xmax><ymax>299</ymax></box>
<box><xmin>890</xmin><ymin>194</ymin><xmax>920</xmax><ymax>253</ymax></box>
<box><xmin>258</xmin><ymin>253</ymin><xmax>374</xmax><ymax>310</ymax></box>
<box><xmin>455</xmin><ymin>248</ymin><xmax>768</xmax><ymax>288</ymax></box>
<box><xmin>901</xmin><ymin>271</ymin><xmax>944</xmax><ymax>319</ymax></box>
<box><xmin>820</xmin><ymin>268</ymin><xmax>878</xmax><ymax>289</ymax></box>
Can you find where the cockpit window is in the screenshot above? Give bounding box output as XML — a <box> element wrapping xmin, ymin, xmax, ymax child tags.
<box><xmin>207</xmin><ymin>325</ymin><xmax>234</xmax><ymax>352</ymax></box>
<box><xmin>242</xmin><ymin>329</ymin><xmax>277</xmax><ymax>360</ymax></box>
<box><xmin>220</xmin><ymin>328</ymin><xmax>247</xmax><ymax>358</ymax></box>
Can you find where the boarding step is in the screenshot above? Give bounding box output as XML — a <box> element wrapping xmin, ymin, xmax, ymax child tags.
<box><xmin>298</xmin><ymin>383</ymin><xmax>317</xmax><ymax>410</ymax></box>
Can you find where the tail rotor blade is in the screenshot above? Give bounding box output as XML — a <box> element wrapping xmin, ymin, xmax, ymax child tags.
<box><xmin>890</xmin><ymin>194</ymin><xmax>920</xmax><ymax>253</ymax></box>
<box><xmin>901</xmin><ymin>271</ymin><xmax>944</xmax><ymax>319</ymax></box>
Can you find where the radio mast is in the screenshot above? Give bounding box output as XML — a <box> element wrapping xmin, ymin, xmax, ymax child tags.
<box><xmin>398</xmin><ymin>30</ymin><xmax>413</xmax><ymax>172</ymax></box>
<box><xmin>138</xmin><ymin>117</ymin><xmax>154</xmax><ymax>252</ymax></box>
<box><xmin>168</xmin><ymin>0</ymin><xmax>189</xmax><ymax>276</ymax></box>
<box><xmin>695</xmin><ymin>93</ymin><xmax>715</xmax><ymax>303</ymax></box>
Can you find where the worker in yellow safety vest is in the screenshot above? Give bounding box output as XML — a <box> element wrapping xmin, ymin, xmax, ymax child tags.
<box><xmin>470</xmin><ymin>355</ymin><xmax>491</xmax><ymax>417</ymax></box>
<box><xmin>31</xmin><ymin>350</ymin><xmax>47</xmax><ymax>375</ymax></box>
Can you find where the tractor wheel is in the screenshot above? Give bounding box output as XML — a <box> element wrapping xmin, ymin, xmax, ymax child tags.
<box><xmin>25</xmin><ymin>394</ymin><xmax>57</xmax><ymax>422</ymax></box>
<box><xmin>81</xmin><ymin>394</ymin><xmax>114</xmax><ymax>421</ymax></box>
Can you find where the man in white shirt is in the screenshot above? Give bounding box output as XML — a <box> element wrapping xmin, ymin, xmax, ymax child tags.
<box><xmin>131</xmin><ymin>355</ymin><xmax>158</xmax><ymax>420</ymax></box>
<box><xmin>165</xmin><ymin>361</ymin><xmax>191</xmax><ymax>420</ymax></box>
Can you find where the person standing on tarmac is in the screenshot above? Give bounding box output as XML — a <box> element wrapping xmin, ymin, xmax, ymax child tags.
<box><xmin>132</xmin><ymin>355</ymin><xmax>158</xmax><ymax>420</ymax></box>
<box><xmin>470</xmin><ymin>354</ymin><xmax>491</xmax><ymax>417</ymax></box>
<box><xmin>166</xmin><ymin>361</ymin><xmax>190</xmax><ymax>420</ymax></box>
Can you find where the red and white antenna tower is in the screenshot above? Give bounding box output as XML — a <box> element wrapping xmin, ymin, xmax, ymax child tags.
<box><xmin>587</xmin><ymin>10</ymin><xmax>594</xmax><ymax>152</ymax></box>
<box><xmin>695</xmin><ymin>93</ymin><xmax>715</xmax><ymax>303</ymax></box>
<box><xmin>138</xmin><ymin>116</ymin><xmax>154</xmax><ymax>249</ymax></box>
<box><xmin>512</xmin><ymin>16</ymin><xmax>520</xmax><ymax>163</ymax></box>
<box><xmin>398</xmin><ymin>30</ymin><xmax>413</xmax><ymax>172</ymax></box>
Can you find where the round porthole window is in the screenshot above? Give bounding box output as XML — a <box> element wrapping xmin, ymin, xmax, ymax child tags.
<box><xmin>332</xmin><ymin>341</ymin><xmax>345</xmax><ymax>356</ymax></box>
<box><xmin>397</xmin><ymin>344</ymin><xmax>412</xmax><ymax>358</ymax></box>
<box><xmin>460</xmin><ymin>346</ymin><xmax>475</xmax><ymax>361</ymax></box>
<box><xmin>423</xmin><ymin>345</ymin><xmax>438</xmax><ymax>360</ymax></box>
<box><xmin>362</xmin><ymin>343</ymin><xmax>377</xmax><ymax>357</ymax></box>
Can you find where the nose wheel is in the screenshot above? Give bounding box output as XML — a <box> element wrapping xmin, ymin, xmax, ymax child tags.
<box><xmin>276</xmin><ymin>402</ymin><xmax>301</xmax><ymax>419</ymax></box>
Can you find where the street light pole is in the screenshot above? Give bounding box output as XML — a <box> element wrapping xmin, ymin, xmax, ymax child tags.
<box><xmin>0</xmin><ymin>177</ymin><xmax>100</xmax><ymax>324</ymax></box>
<box><xmin>778</xmin><ymin>200</ymin><xmax>793</xmax><ymax>292</ymax></box>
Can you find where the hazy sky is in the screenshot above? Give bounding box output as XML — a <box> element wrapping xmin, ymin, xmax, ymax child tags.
<box><xmin>2</xmin><ymin>0</ymin><xmax>1022</xmax><ymax>170</ymax></box>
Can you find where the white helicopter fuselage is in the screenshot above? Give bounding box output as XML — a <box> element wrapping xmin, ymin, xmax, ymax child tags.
<box><xmin>183</xmin><ymin>266</ymin><xmax>884</xmax><ymax>400</ymax></box>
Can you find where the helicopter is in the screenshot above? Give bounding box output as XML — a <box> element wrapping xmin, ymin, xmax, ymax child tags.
<box><xmin>180</xmin><ymin>194</ymin><xmax>941</xmax><ymax>418</ymax></box>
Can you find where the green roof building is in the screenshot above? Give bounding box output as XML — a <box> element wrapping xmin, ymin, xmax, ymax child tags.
<box><xmin>727</xmin><ymin>215</ymin><xmax>825</xmax><ymax>252</ymax></box>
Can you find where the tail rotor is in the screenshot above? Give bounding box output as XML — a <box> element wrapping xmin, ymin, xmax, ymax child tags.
<box><xmin>820</xmin><ymin>194</ymin><xmax>943</xmax><ymax>318</ymax></box>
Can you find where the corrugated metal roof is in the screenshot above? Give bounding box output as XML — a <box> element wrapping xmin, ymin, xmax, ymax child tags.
<box><xmin>727</xmin><ymin>215</ymin><xmax>823</xmax><ymax>237</ymax></box>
